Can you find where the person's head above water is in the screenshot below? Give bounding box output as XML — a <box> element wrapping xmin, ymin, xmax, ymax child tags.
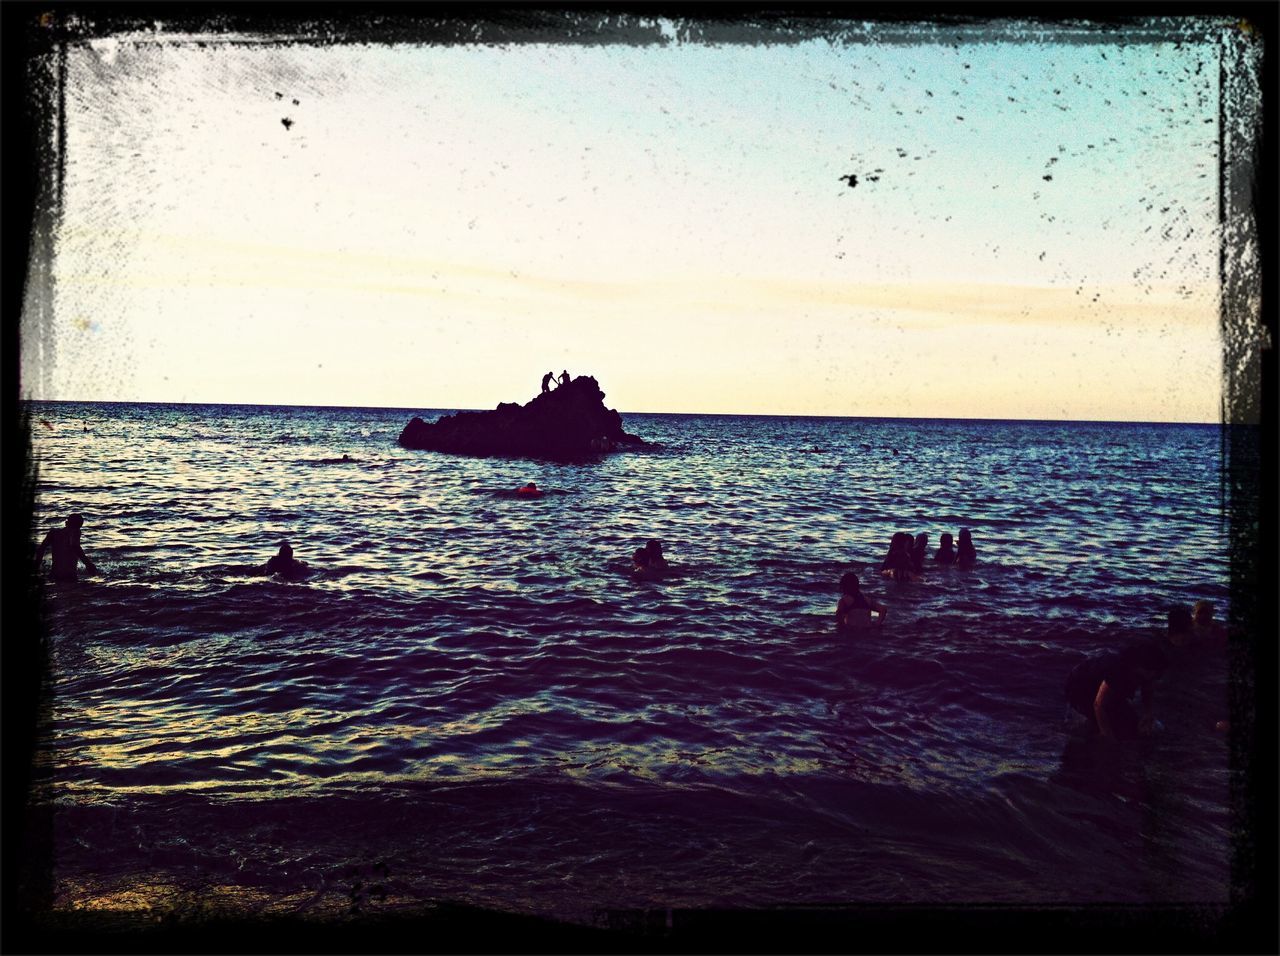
<box><xmin>913</xmin><ymin>533</ymin><xmax>928</xmax><ymax>550</ymax></box>
<box><xmin>524</xmin><ymin>482</ymin><xmax>537</xmax><ymax>490</ymax></box>
<box><xmin>840</xmin><ymin>571</ymin><xmax>862</xmax><ymax>595</ymax></box>
<box><xmin>277</xmin><ymin>542</ymin><xmax>293</xmax><ymax>559</ymax></box>
<box><xmin>645</xmin><ymin>539</ymin><xmax>664</xmax><ymax>557</ymax></box>
<box><xmin>939</xmin><ymin>532</ymin><xmax>954</xmax><ymax>548</ymax></box>
<box><xmin>66</xmin><ymin>514</ymin><xmax>84</xmax><ymax>529</ymax></box>
<box><xmin>1192</xmin><ymin>600</ymin><xmax>1215</xmax><ymax>626</ymax></box>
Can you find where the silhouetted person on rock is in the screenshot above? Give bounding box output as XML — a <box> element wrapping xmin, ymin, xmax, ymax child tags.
<box><xmin>259</xmin><ymin>542</ymin><xmax>310</xmax><ymax>580</ymax></box>
<box><xmin>541</xmin><ymin>371</ymin><xmax>554</xmax><ymax>393</ymax></box>
<box><xmin>35</xmin><ymin>513</ymin><xmax>97</xmax><ymax>582</ymax></box>
<box><xmin>935</xmin><ymin>532</ymin><xmax>957</xmax><ymax>565</ymax></box>
<box><xmin>559</xmin><ymin>370</ymin><xmax>571</xmax><ymax>387</ymax></box>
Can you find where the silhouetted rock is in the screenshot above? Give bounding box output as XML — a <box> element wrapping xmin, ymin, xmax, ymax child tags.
<box><xmin>398</xmin><ymin>376</ymin><xmax>648</xmax><ymax>460</ymax></box>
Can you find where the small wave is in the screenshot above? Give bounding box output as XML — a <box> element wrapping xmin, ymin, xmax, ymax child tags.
<box><xmin>410</xmin><ymin>570</ymin><xmax>451</xmax><ymax>582</ymax></box>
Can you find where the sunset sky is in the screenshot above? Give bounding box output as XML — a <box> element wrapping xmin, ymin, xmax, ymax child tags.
<box><xmin>21</xmin><ymin>18</ymin><xmax>1232</xmax><ymax>421</ymax></box>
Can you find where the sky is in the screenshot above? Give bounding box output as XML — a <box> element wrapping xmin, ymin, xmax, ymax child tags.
<box><xmin>20</xmin><ymin>17</ymin><xmax>1238</xmax><ymax>421</ymax></box>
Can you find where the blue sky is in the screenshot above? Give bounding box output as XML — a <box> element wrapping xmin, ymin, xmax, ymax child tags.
<box><xmin>22</xmin><ymin>20</ymin><xmax>1236</xmax><ymax>421</ymax></box>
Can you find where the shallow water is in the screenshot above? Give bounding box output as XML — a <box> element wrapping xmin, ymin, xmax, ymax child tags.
<box><xmin>26</xmin><ymin>402</ymin><xmax>1233</xmax><ymax>919</ymax></box>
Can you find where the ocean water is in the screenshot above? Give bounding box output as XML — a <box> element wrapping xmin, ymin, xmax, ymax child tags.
<box><xmin>24</xmin><ymin>401</ymin><xmax>1234</xmax><ymax>921</ymax></box>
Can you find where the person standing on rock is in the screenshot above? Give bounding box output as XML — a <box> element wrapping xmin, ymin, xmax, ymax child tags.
<box><xmin>559</xmin><ymin>369</ymin><xmax>571</xmax><ymax>387</ymax></box>
<box><xmin>541</xmin><ymin>371</ymin><xmax>554</xmax><ymax>393</ymax></box>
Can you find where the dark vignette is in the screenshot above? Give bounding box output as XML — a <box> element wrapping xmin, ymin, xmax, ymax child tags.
<box><xmin>2</xmin><ymin>2</ymin><xmax>1273</xmax><ymax>953</ymax></box>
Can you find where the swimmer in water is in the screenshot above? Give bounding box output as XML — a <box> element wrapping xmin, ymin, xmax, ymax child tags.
<box><xmin>935</xmin><ymin>532</ymin><xmax>957</xmax><ymax>565</ymax></box>
<box><xmin>632</xmin><ymin>539</ymin><xmax>669</xmax><ymax>579</ymax></box>
<box><xmin>1191</xmin><ymin>600</ymin><xmax>1227</xmax><ymax>646</ymax></box>
<box><xmin>879</xmin><ymin>532</ymin><xmax>904</xmax><ymax>570</ymax></box>
<box><xmin>1063</xmin><ymin>640</ymin><xmax>1167</xmax><ymax>740</ymax></box>
<box><xmin>642</xmin><ymin>539</ymin><xmax>668</xmax><ymax>571</ymax></box>
<box><xmin>835</xmin><ymin>572</ymin><xmax>887</xmax><ymax>630</ymax></box>
<box><xmin>910</xmin><ymin>533</ymin><xmax>929</xmax><ymax>574</ymax></box>
<box><xmin>516</xmin><ymin>482</ymin><xmax>543</xmax><ymax>497</ymax></box>
<box><xmin>258</xmin><ymin>542</ymin><xmax>310</xmax><ymax>580</ymax></box>
<box><xmin>35</xmin><ymin>513</ymin><xmax>98</xmax><ymax>582</ymax></box>
<box><xmin>880</xmin><ymin>533</ymin><xmax>915</xmax><ymax>582</ymax></box>
<box><xmin>956</xmin><ymin>529</ymin><xmax>976</xmax><ymax>567</ymax></box>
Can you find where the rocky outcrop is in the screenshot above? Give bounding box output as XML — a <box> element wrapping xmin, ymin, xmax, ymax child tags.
<box><xmin>398</xmin><ymin>376</ymin><xmax>648</xmax><ymax>459</ymax></box>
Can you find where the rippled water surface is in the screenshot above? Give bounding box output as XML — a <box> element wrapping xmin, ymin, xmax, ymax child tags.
<box><xmin>27</xmin><ymin>402</ymin><xmax>1233</xmax><ymax>919</ymax></box>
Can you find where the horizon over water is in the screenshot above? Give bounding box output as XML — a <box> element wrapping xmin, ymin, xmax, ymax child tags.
<box><xmin>25</xmin><ymin>399</ymin><xmax>1232</xmax><ymax>922</ymax></box>
<box><xmin>29</xmin><ymin>396</ymin><xmax>1220</xmax><ymax>426</ymax></box>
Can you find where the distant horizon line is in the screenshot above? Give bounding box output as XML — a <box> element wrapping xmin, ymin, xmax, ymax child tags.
<box><xmin>22</xmin><ymin>397</ymin><xmax>1222</xmax><ymax>427</ymax></box>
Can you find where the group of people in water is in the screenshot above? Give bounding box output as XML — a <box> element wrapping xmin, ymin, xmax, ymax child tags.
<box><xmin>833</xmin><ymin>528</ymin><xmax>976</xmax><ymax>630</ymax></box>
<box><xmin>36</xmin><ymin>510</ymin><xmax>1228</xmax><ymax>744</ymax></box>
<box><xmin>34</xmin><ymin>513</ymin><xmax>315</xmax><ymax>584</ymax></box>
<box><xmin>878</xmin><ymin>529</ymin><xmax>976</xmax><ymax>581</ymax></box>
<box><xmin>1062</xmin><ymin>601</ymin><xmax>1228</xmax><ymax>741</ymax></box>
<box><xmin>834</xmin><ymin>525</ymin><xmax>1228</xmax><ymax>743</ymax></box>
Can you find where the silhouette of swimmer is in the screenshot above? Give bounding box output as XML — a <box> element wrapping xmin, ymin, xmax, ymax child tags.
<box><xmin>258</xmin><ymin>542</ymin><xmax>310</xmax><ymax>580</ymax></box>
<box><xmin>515</xmin><ymin>482</ymin><xmax>544</xmax><ymax>498</ymax></box>
<box><xmin>880</xmin><ymin>532</ymin><xmax>915</xmax><ymax>582</ymax></box>
<box><xmin>935</xmin><ymin>532</ymin><xmax>957</xmax><ymax>565</ymax></box>
<box><xmin>910</xmin><ymin>533</ymin><xmax>929</xmax><ymax>574</ymax></box>
<box><xmin>541</xmin><ymin>371</ymin><xmax>554</xmax><ymax>393</ymax></box>
<box><xmin>632</xmin><ymin>539</ymin><xmax>670</xmax><ymax>579</ymax></box>
<box><xmin>1064</xmin><ymin>641</ymin><xmax>1167</xmax><ymax>740</ymax></box>
<box><xmin>836</xmin><ymin>572</ymin><xmax>887</xmax><ymax>630</ymax></box>
<box><xmin>1191</xmin><ymin>600</ymin><xmax>1227</xmax><ymax>646</ymax></box>
<box><xmin>956</xmin><ymin>528</ymin><xmax>977</xmax><ymax>566</ymax></box>
<box><xmin>558</xmin><ymin>369</ymin><xmax>571</xmax><ymax>387</ymax></box>
<box><xmin>35</xmin><ymin>513</ymin><xmax>98</xmax><ymax>582</ymax></box>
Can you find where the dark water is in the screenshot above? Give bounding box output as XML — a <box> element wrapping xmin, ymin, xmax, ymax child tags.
<box><xmin>26</xmin><ymin>402</ymin><xmax>1232</xmax><ymax>920</ymax></box>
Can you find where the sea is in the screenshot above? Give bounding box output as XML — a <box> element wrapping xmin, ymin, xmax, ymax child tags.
<box><xmin>22</xmin><ymin>401</ymin><xmax>1235</xmax><ymax>923</ymax></box>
